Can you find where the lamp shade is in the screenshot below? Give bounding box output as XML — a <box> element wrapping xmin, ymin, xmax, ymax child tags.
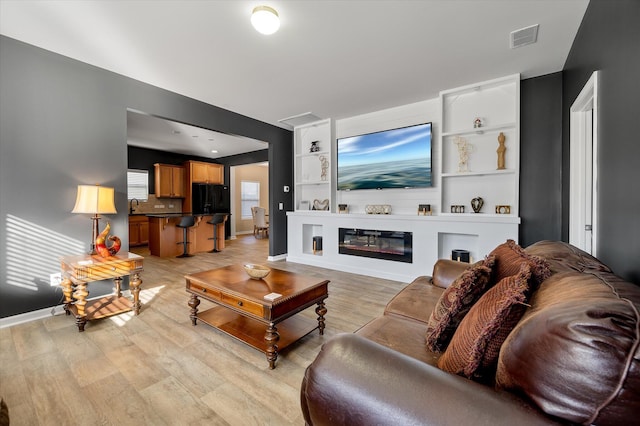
<box><xmin>251</xmin><ymin>5</ymin><xmax>280</xmax><ymax>35</ymax></box>
<box><xmin>72</xmin><ymin>185</ymin><xmax>117</xmax><ymax>214</ymax></box>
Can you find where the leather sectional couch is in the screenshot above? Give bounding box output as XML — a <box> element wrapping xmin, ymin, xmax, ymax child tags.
<box><xmin>300</xmin><ymin>240</ymin><xmax>640</xmax><ymax>425</ymax></box>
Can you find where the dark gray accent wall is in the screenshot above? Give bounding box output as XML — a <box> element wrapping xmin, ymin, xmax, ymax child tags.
<box><xmin>519</xmin><ymin>72</ymin><xmax>563</xmax><ymax>246</ymax></box>
<box><xmin>562</xmin><ymin>0</ymin><xmax>640</xmax><ymax>283</ymax></box>
<box><xmin>0</xmin><ymin>36</ymin><xmax>292</xmax><ymax>317</ymax></box>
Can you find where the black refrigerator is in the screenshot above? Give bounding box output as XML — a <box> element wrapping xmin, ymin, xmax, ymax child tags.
<box><xmin>192</xmin><ymin>183</ymin><xmax>230</xmax><ymax>214</ymax></box>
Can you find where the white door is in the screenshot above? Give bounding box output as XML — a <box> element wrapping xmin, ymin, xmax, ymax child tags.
<box><xmin>569</xmin><ymin>71</ymin><xmax>598</xmax><ymax>255</ymax></box>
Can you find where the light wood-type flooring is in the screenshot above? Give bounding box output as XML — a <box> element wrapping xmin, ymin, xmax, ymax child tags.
<box><xmin>0</xmin><ymin>235</ymin><xmax>408</xmax><ymax>425</ymax></box>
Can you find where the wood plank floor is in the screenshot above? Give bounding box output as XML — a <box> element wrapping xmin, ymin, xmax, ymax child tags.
<box><xmin>0</xmin><ymin>235</ymin><xmax>408</xmax><ymax>425</ymax></box>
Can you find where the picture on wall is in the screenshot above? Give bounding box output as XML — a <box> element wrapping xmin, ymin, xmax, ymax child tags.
<box><xmin>337</xmin><ymin>122</ymin><xmax>432</xmax><ymax>190</ymax></box>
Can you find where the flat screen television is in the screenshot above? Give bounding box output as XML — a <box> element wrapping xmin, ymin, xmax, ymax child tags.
<box><xmin>337</xmin><ymin>122</ymin><xmax>432</xmax><ymax>190</ymax></box>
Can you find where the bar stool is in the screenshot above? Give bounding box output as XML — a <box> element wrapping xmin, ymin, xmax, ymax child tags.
<box><xmin>176</xmin><ymin>216</ymin><xmax>196</xmax><ymax>258</ymax></box>
<box><xmin>207</xmin><ymin>213</ymin><xmax>228</xmax><ymax>253</ymax></box>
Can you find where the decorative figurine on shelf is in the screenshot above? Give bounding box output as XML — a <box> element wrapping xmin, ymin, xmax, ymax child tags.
<box><xmin>497</xmin><ymin>132</ymin><xmax>506</xmax><ymax>170</ymax></box>
<box><xmin>310</xmin><ymin>141</ymin><xmax>320</xmax><ymax>153</ymax></box>
<box><xmin>454</xmin><ymin>136</ymin><xmax>473</xmax><ymax>172</ymax></box>
<box><xmin>474</xmin><ymin>117</ymin><xmax>484</xmax><ymax>128</ymax></box>
<box><xmin>95</xmin><ymin>222</ymin><xmax>121</xmax><ymax>258</ymax></box>
<box><xmin>471</xmin><ymin>197</ymin><xmax>484</xmax><ymax>213</ymax></box>
<box><xmin>319</xmin><ymin>155</ymin><xmax>329</xmax><ymax>181</ymax></box>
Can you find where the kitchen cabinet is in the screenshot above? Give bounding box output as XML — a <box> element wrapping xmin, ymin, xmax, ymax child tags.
<box><xmin>155</xmin><ymin>163</ymin><xmax>185</xmax><ymax>198</ymax></box>
<box><xmin>128</xmin><ymin>215</ymin><xmax>149</xmax><ymax>246</ymax></box>
<box><xmin>187</xmin><ymin>160</ymin><xmax>223</xmax><ymax>184</ymax></box>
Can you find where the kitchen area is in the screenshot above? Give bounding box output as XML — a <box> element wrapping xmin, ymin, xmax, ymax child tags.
<box><xmin>129</xmin><ymin>160</ymin><xmax>229</xmax><ymax>257</ymax></box>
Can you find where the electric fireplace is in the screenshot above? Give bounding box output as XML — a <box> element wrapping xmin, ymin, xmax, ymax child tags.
<box><xmin>338</xmin><ymin>228</ymin><xmax>412</xmax><ymax>263</ymax></box>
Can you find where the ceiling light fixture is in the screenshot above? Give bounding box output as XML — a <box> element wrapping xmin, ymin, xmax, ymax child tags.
<box><xmin>251</xmin><ymin>5</ymin><xmax>280</xmax><ymax>35</ymax></box>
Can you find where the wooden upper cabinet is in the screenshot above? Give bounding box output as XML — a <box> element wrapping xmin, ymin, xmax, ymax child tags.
<box><xmin>187</xmin><ymin>161</ymin><xmax>223</xmax><ymax>184</ymax></box>
<box><xmin>154</xmin><ymin>164</ymin><xmax>185</xmax><ymax>198</ymax></box>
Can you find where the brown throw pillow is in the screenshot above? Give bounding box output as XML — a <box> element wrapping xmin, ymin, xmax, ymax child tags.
<box><xmin>489</xmin><ymin>239</ymin><xmax>551</xmax><ymax>286</ymax></box>
<box><xmin>425</xmin><ymin>255</ymin><xmax>495</xmax><ymax>352</ymax></box>
<box><xmin>437</xmin><ymin>263</ymin><xmax>532</xmax><ymax>379</ymax></box>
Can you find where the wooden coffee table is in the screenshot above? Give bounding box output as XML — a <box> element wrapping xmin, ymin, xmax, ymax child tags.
<box><xmin>185</xmin><ymin>264</ymin><xmax>329</xmax><ymax>369</ymax></box>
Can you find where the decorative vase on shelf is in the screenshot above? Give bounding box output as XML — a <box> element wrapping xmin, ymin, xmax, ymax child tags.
<box><xmin>471</xmin><ymin>197</ymin><xmax>484</xmax><ymax>213</ymax></box>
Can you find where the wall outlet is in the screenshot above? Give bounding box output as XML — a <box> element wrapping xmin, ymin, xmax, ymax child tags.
<box><xmin>49</xmin><ymin>272</ymin><xmax>62</xmax><ymax>286</ymax></box>
<box><xmin>169</xmin><ymin>204</ymin><xmax>174</xmax><ymax>208</ymax></box>
<box><xmin>279</xmin><ymin>202</ymin><xmax>284</xmax><ymax>210</ymax></box>
<box><xmin>154</xmin><ymin>204</ymin><xmax>165</xmax><ymax>208</ymax></box>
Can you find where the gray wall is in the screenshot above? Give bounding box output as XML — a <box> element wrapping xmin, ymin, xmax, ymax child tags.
<box><xmin>519</xmin><ymin>72</ymin><xmax>564</xmax><ymax>246</ymax></box>
<box><xmin>561</xmin><ymin>0</ymin><xmax>640</xmax><ymax>283</ymax></box>
<box><xmin>0</xmin><ymin>36</ymin><xmax>292</xmax><ymax>317</ymax></box>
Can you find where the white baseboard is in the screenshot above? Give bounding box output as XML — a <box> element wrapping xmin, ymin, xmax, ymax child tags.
<box><xmin>0</xmin><ymin>291</ymin><xmax>132</xmax><ymax>329</ymax></box>
<box><xmin>268</xmin><ymin>253</ymin><xmax>287</xmax><ymax>262</ymax></box>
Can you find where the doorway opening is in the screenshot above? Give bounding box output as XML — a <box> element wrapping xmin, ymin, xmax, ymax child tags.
<box><xmin>569</xmin><ymin>71</ymin><xmax>599</xmax><ymax>255</ymax></box>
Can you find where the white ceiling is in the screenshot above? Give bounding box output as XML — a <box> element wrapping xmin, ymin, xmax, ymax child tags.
<box><xmin>127</xmin><ymin>111</ymin><xmax>268</xmax><ymax>159</ymax></box>
<box><xmin>0</xmin><ymin>0</ymin><xmax>589</xmax><ymax>158</ymax></box>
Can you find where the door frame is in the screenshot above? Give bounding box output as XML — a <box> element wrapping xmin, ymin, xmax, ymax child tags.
<box><xmin>569</xmin><ymin>71</ymin><xmax>599</xmax><ymax>255</ymax></box>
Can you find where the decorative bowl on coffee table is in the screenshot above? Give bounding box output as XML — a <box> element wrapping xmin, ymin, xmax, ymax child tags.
<box><xmin>244</xmin><ymin>264</ymin><xmax>271</xmax><ymax>279</ymax></box>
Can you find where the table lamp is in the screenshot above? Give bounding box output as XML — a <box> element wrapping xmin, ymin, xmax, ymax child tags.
<box><xmin>72</xmin><ymin>184</ymin><xmax>117</xmax><ymax>254</ymax></box>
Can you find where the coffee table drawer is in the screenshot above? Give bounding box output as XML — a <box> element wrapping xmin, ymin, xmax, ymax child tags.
<box><xmin>190</xmin><ymin>282</ymin><xmax>222</xmax><ymax>300</ymax></box>
<box><xmin>221</xmin><ymin>293</ymin><xmax>264</xmax><ymax>317</ymax></box>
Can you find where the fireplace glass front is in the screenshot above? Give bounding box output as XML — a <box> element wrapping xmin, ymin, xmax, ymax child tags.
<box><xmin>338</xmin><ymin>228</ymin><xmax>412</xmax><ymax>263</ymax></box>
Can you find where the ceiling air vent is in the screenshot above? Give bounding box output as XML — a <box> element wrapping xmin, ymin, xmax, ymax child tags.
<box><xmin>278</xmin><ymin>112</ymin><xmax>323</xmax><ymax>128</ymax></box>
<box><xmin>510</xmin><ymin>24</ymin><xmax>539</xmax><ymax>49</ymax></box>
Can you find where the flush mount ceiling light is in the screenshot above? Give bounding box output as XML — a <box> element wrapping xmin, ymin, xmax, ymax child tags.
<box><xmin>251</xmin><ymin>5</ymin><xmax>280</xmax><ymax>35</ymax></box>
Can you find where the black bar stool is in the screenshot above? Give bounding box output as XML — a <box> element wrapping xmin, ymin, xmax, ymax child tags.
<box><xmin>207</xmin><ymin>213</ymin><xmax>228</xmax><ymax>253</ymax></box>
<box><xmin>176</xmin><ymin>216</ymin><xmax>196</xmax><ymax>258</ymax></box>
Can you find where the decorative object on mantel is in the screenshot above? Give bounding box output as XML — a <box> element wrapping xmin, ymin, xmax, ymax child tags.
<box><xmin>473</xmin><ymin>117</ymin><xmax>484</xmax><ymax>128</ymax></box>
<box><xmin>497</xmin><ymin>132</ymin><xmax>506</xmax><ymax>170</ymax></box>
<box><xmin>71</xmin><ymin>184</ymin><xmax>117</xmax><ymax>255</ymax></box>
<box><xmin>471</xmin><ymin>197</ymin><xmax>484</xmax><ymax>213</ymax></box>
<box><xmin>310</xmin><ymin>140</ymin><xmax>320</xmax><ymax>153</ymax></box>
<box><xmin>338</xmin><ymin>204</ymin><xmax>349</xmax><ymax>214</ymax></box>
<box><xmin>299</xmin><ymin>200</ymin><xmax>310</xmax><ymax>210</ymax></box>
<box><xmin>95</xmin><ymin>222</ymin><xmax>122</xmax><ymax>258</ymax></box>
<box><xmin>451</xmin><ymin>205</ymin><xmax>465</xmax><ymax>213</ymax></box>
<box><xmin>366</xmin><ymin>204</ymin><xmax>392</xmax><ymax>214</ymax></box>
<box><xmin>313</xmin><ymin>199</ymin><xmax>330</xmax><ymax>211</ymax></box>
<box><xmin>495</xmin><ymin>205</ymin><xmax>511</xmax><ymax>214</ymax></box>
<box><xmin>454</xmin><ymin>136</ymin><xmax>473</xmax><ymax>172</ymax></box>
<box><xmin>418</xmin><ymin>204</ymin><xmax>432</xmax><ymax>216</ymax></box>
<box><xmin>319</xmin><ymin>155</ymin><xmax>329</xmax><ymax>181</ymax></box>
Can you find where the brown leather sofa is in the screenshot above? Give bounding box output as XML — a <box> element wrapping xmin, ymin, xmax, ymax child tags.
<box><xmin>300</xmin><ymin>241</ymin><xmax>640</xmax><ymax>425</ymax></box>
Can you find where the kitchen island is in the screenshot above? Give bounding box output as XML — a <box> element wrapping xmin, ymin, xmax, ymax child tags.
<box><xmin>148</xmin><ymin>213</ymin><xmax>226</xmax><ymax>257</ymax></box>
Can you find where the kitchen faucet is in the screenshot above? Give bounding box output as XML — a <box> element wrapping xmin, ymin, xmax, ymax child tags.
<box><xmin>129</xmin><ymin>198</ymin><xmax>139</xmax><ymax>214</ymax></box>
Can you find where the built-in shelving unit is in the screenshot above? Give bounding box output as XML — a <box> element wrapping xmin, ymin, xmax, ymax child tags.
<box><xmin>287</xmin><ymin>75</ymin><xmax>521</xmax><ymax>281</ymax></box>
<box><xmin>439</xmin><ymin>74</ymin><xmax>520</xmax><ymax>216</ymax></box>
<box><xmin>293</xmin><ymin>118</ymin><xmax>335</xmax><ymax>212</ymax></box>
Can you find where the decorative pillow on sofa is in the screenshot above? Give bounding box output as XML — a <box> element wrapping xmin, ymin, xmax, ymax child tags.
<box><xmin>489</xmin><ymin>239</ymin><xmax>551</xmax><ymax>286</ymax></box>
<box><xmin>437</xmin><ymin>263</ymin><xmax>532</xmax><ymax>379</ymax></box>
<box><xmin>425</xmin><ymin>255</ymin><xmax>495</xmax><ymax>352</ymax></box>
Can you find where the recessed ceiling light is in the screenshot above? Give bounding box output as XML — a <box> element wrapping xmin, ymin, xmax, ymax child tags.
<box><xmin>172</xmin><ymin>130</ymin><xmax>181</xmax><ymax>134</ymax></box>
<box><xmin>211</xmin><ymin>150</ymin><xmax>218</xmax><ymax>153</ymax></box>
<box><xmin>192</xmin><ymin>135</ymin><xmax>199</xmax><ymax>138</ymax></box>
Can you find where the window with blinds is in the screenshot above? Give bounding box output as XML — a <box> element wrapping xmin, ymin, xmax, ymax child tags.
<box><xmin>241</xmin><ymin>181</ymin><xmax>260</xmax><ymax>219</ymax></box>
<box><xmin>127</xmin><ymin>169</ymin><xmax>149</xmax><ymax>201</ymax></box>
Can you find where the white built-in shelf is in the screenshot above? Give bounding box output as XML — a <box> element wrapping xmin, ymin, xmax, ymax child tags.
<box><xmin>441</xmin><ymin>169</ymin><xmax>516</xmax><ymax>178</ymax></box>
<box><xmin>296</xmin><ymin>151</ymin><xmax>330</xmax><ymax>158</ymax></box>
<box><xmin>442</xmin><ymin>122</ymin><xmax>517</xmax><ymax>137</ymax></box>
<box><xmin>296</xmin><ymin>180</ymin><xmax>331</xmax><ymax>186</ymax></box>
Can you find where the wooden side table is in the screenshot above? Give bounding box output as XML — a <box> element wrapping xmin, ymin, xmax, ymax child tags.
<box><xmin>59</xmin><ymin>252</ymin><xmax>144</xmax><ymax>332</ymax></box>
